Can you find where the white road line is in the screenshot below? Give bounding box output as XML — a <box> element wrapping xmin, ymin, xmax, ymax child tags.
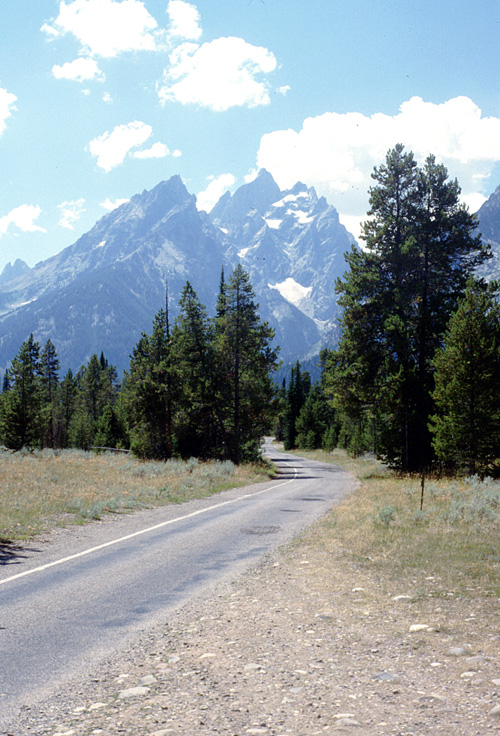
<box><xmin>0</xmin><ymin>468</ymin><xmax>298</xmax><ymax>588</ymax></box>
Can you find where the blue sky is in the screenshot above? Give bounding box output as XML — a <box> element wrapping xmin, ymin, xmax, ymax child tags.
<box><xmin>1</xmin><ymin>0</ymin><xmax>500</xmax><ymax>272</ymax></box>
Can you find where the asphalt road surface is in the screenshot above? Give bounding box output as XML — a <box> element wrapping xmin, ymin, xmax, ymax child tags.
<box><xmin>0</xmin><ymin>441</ymin><xmax>355</xmax><ymax>732</ymax></box>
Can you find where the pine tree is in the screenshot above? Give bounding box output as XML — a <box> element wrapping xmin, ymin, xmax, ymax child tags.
<box><xmin>123</xmin><ymin>307</ymin><xmax>176</xmax><ymax>460</ymax></box>
<box><xmin>39</xmin><ymin>339</ymin><xmax>60</xmax><ymax>447</ymax></box>
<box><xmin>430</xmin><ymin>280</ymin><xmax>500</xmax><ymax>476</ymax></box>
<box><xmin>331</xmin><ymin>145</ymin><xmax>490</xmax><ymax>471</ymax></box>
<box><xmin>1</xmin><ymin>334</ymin><xmax>43</xmax><ymax>449</ymax></box>
<box><xmin>171</xmin><ymin>281</ymin><xmax>220</xmax><ymax>457</ymax></box>
<box><xmin>295</xmin><ymin>383</ymin><xmax>332</xmax><ymax>449</ymax></box>
<box><xmin>56</xmin><ymin>368</ymin><xmax>77</xmax><ymax>448</ymax></box>
<box><xmin>283</xmin><ymin>361</ymin><xmax>309</xmax><ymax>450</ymax></box>
<box><xmin>214</xmin><ymin>264</ymin><xmax>280</xmax><ymax>463</ymax></box>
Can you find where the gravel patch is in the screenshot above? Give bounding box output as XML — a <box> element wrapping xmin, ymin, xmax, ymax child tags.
<box><xmin>8</xmin><ymin>519</ymin><xmax>500</xmax><ymax>736</ymax></box>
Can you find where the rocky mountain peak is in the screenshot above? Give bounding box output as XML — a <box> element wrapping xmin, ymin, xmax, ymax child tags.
<box><xmin>210</xmin><ymin>169</ymin><xmax>281</xmax><ymax>225</ymax></box>
<box><xmin>0</xmin><ymin>259</ymin><xmax>30</xmax><ymax>286</ymax></box>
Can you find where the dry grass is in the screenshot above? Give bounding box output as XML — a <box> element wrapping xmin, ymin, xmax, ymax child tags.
<box><xmin>291</xmin><ymin>447</ymin><xmax>500</xmax><ymax>599</ymax></box>
<box><xmin>0</xmin><ymin>448</ymin><xmax>273</xmax><ymax>541</ymax></box>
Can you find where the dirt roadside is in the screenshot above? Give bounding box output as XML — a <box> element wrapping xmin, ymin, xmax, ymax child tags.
<box><xmin>10</xmin><ymin>503</ymin><xmax>500</xmax><ymax>736</ymax></box>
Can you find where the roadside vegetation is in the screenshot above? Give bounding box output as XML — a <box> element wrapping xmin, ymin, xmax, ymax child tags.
<box><xmin>0</xmin><ymin>448</ymin><xmax>272</xmax><ymax>541</ymax></box>
<box><xmin>294</xmin><ymin>446</ymin><xmax>500</xmax><ymax>598</ymax></box>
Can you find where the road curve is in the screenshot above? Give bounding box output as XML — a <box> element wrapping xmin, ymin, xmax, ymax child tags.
<box><xmin>0</xmin><ymin>442</ymin><xmax>355</xmax><ymax>731</ymax></box>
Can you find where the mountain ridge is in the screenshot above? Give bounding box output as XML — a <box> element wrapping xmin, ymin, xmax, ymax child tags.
<box><xmin>0</xmin><ymin>172</ymin><xmax>353</xmax><ymax>374</ymax></box>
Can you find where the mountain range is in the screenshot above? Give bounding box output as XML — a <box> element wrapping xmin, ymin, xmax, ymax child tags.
<box><xmin>2</xmin><ymin>171</ymin><xmax>500</xmax><ymax>379</ymax></box>
<box><xmin>0</xmin><ymin>171</ymin><xmax>356</xmax><ymax>375</ymax></box>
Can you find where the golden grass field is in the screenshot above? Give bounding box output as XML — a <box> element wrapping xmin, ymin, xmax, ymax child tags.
<box><xmin>295</xmin><ymin>447</ymin><xmax>500</xmax><ymax>598</ymax></box>
<box><xmin>0</xmin><ymin>448</ymin><xmax>272</xmax><ymax>541</ymax></box>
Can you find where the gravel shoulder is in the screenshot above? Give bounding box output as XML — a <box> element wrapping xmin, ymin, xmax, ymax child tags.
<box><xmin>9</xmin><ymin>505</ymin><xmax>500</xmax><ymax>736</ymax></box>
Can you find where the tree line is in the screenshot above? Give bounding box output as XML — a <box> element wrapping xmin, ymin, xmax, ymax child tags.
<box><xmin>280</xmin><ymin>144</ymin><xmax>499</xmax><ymax>478</ymax></box>
<box><xmin>0</xmin><ymin>265</ymin><xmax>280</xmax><ymax>464</ymax></box>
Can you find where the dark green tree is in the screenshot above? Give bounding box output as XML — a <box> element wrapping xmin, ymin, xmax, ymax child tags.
<box><xmin>295</xmin><ymin>383</ymin><xmax>332</xmax><ymax>450</ymax></box>
<box><xmin>56</xmin><ymin>368</ymin><xmax>77</xmax><ymax>448</ymax></box>
<box><xmin>1</xmin><ymin>334</ymin><xmax>43</xmax><ymax>449</ymax></box>
<box><xmin>214</xmin><ymin>264</ymin><xmax>280</xmax><ymax>463</ymax></box>
<box><xmin>123</xmin><ymin>306</ymin><xmax>176</xmax><ymax>460</ymax></box>
<box><xmin>39</xmin><ymin>339</ymin><xmax>60</xmax><ymax>447</ymax></box>
<box><xmin>330</xmin><ymin>144</ymin><xmax>490</xmax><ymax>471</ymax></box>
<box><xmin>283</xmin><ymin>361</ymin><xmax>310</xmax><ymax>450</ymax></box>
<box><xmin>430</xmin><ymin>280</ymin><xmax>500</xmax><ymax>476</ymax></box>
<box><xmin>171</xmin><ymin>282</ymin><xmax>221</xmax><ymax>458</ymax></box>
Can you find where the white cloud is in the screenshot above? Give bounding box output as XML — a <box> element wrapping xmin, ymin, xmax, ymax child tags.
<box><xmin>172</xmin><ymin>149</ymin><xmax>182</xmax><ymax>157</ymax></box>
<box><xmin>52</xmin><ymin>56</ymin><xmax>105</xmax><ymax>81</ymax></box>
<box><xmin>0</xmin><ymin>87</ymin><xmax>17</xmax><ymax>136</ymax></box>
<box><xmin>158</xmin><ymin>36</ymin><xmax>277</xmax><ymax>111</ymax></box>
<box><xmin>58</xmin><ymin>198</ymin><xmax>86</xmax><ymax>229</ymax></box>
<box><xmin>102</xmin><ymin>91</ymin><xmax>113</xmax><ymax>103</ymax></box>
<box><xmin>197</xmin><ymin>173</ymin><xmax>236</xmax><ymax>212</ymax></box>
<box><xmin>100</xmin><ymin>197</ymin><xmax>130</xmax><ymax>210</ymax></box>
<box><xmin>256</xmin><ymin>96</ymin><xmax>500</xmax><ymax>232</ymax></box>
<box><xmin>167</xmin><ymin>0</ymin><xmax>201</xmax><ymax>41</ymax></box>
<box><xmin>131</xmin><ymin>141</ymin><xmax>170</xmax><ymax>159</ymax></box>
<box><xmin>42</xmin><ymin>0</ymin><xmax>161</xmax><ymax>59</ymax></box>
<box><xmin>0</xmin><ymin>205</ymin><xmax>46</xmax><ymax>236</ymax></box>
<box><xmin>88</xmin><ymin>120</ymin><xmax>152</xmax><ymax>172</ymax></box>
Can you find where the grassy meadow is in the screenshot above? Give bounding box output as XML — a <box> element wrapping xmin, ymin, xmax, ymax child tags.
<box><xmin>0</xmin><ymin>448</ymin><xmax>273</xmax><ymax>541</ymax></box>
<box><xmin>293</xmin><ymin>447</ymin><xmax>500</xmax><ymax>599</ymax></box>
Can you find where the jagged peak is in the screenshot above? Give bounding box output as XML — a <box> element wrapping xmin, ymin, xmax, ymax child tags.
<box><xmin>210</xmin><ymin>169</ymin><xmax>281</xmax><ymax>225</ymax></box>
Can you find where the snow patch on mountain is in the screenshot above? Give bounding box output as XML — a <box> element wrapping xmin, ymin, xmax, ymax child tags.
<box><xmin>264</xmin><ymin>218</ymin><xmax>282</xmax><ymax>229</ymax></box>
<box><xmin>269</xmin><ymin>278</ymin><xmax>312</xmax><ymax>309</ymax></box>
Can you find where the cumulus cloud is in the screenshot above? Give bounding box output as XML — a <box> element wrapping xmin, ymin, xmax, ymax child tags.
<box><xmin>88</xmin><ymin>121</ymin><xmax>153</xmax><ymax>172</ymax></box>
<box><xmin>131</xmin><ymin>141</ymin><xmax>170</xmax><ymax>159</ymax></box>
<box><xmin>256</xmin><ymin>96</ymin><xmax>500</xmax><ymax>236</ymax></box>
<box><xmin>196</xmin><ymin>173</ymin><xmax>236</xmax><ymax>212</ymax></box>
<box><xmin>52</xmin><ymin>57</ymin><xmax>105</xmax><ymax>82</ymax></box>
<box><xmin>0</xmin><ymin>87</ymin><xmax>17</xmax><ymax>136</ymax></box>
<box><xmin>42</xmin><ymin>0</ymin><xmax>161</xmax><ymax>59</ymax></box>
<box><xmin>100</xmin><ymin>197</ymin><xmax>130</xmax><ymax>210</ymax></box>
<box><xmin>58</xmin><ymin>198</ymin><xmax>86</xmax><ymax>229</ymax></box>
<box><xmin>0</xmin><ymin>205</ymin><xmax>46</xmax><ymax>236</ymax></box>
<box><xmin>167</xmin><ymin>0</ymin><xmax>201</xmax><ymax>41</ymax></box>
<box><xmin>158</xmin><ymin>36</ymin><xmax>277</xmax><ymax>111</ymax></box>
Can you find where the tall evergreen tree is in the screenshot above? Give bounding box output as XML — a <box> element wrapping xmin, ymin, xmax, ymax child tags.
<box><xmin>430</xmin><ymin>280</ymin><xmax>500</xmax><ymax>476</ymax></box>
<box><xmin>123</xmin><ymin>307</ymin><xmax>176</xmax><ymax>459</ymax></box>
<box><xmin>283</xmin><ymin>361</ymin><xmax>310</xmax><ymax>450</ymax></box>
<box><xmin>1</xmin><ymin>334</ymin><xmax>43</xmax><ymax>449</ymax></box>
<box><xmin>39</xmin><ymin>339</ymin><xmax>60</xmax><ymax>447</ymax></box>
<box><xmin>330</xmin><ymin>144</ymin><xmax>490</xmax><ymax>471</ymax></box>
<box><xmin>214</xmin><ymin>264</ymin><xmax>280</xmax><ymax>463</ymax></box>
<box><xmin>171</xmin><ymin>281</ymin><xmax>220</xmax><ymax>457</ymax></box>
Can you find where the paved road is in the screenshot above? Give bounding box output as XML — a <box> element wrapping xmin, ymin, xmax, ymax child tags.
<box><xmin>0</xmin><ymin>442</ymin><xmax>354</xmax><ymax>732</ymax></box>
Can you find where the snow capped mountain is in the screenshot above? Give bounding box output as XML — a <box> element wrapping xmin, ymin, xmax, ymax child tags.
<box><xmin>212</xmin><ymin>170</ymin><xmax>355</xmax><ymax>336</ymax></box>
<box><xmin>0</xmin><ymin>171</ymin><xmax>356</xmax><ymax>374</ymax></box>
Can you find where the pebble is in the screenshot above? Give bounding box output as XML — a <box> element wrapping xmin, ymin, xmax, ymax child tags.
<box><xmin>88</xmin><ymin>702</ymin><xmax>107</xmax><ymax>711</ymax></box>
<box><xmin>334</xmin><ymin>717</ymin><xmax>362</xmax><ymax>727</ymax></box>
<box><xmin>140</xmin><ymin>675</ymin><xmax>157</xmax><ymax>686</ymax></box>
<box><xmin>118</xmin><ymin>686</ymin><xmax>150</xmax><ymax>699</ymax></box>
<box><xmin>489</xmin><ymin>705</ymin><xmax>500</xmax><ymax>717</ymax></box>
<box><xmin>447</xmin><ymin>647</ymin><xmax>469</xmax><ymax>656</ymax></box>
<box><xmin>372</xmin><ymin>671</ymin><xmax>399</xmax><ymax>682</ymax></box>
<box><xmin>409</xmin><ymin>624</ymin><xmax>430</xmax><ymax>633</ymax></box>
